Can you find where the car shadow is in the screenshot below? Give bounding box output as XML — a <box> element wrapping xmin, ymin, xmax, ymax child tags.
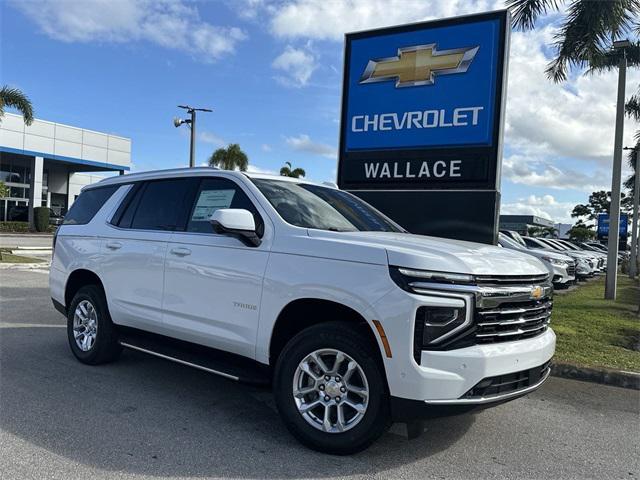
<box><xmin>0</xmin><ymin>326</ymin><xmax>476</xmax><ymax>478</ymax></box>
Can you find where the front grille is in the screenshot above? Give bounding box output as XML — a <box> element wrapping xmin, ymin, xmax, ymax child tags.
<box><xmin>475</xmin><ymin>273</ymin><xmax>549</xmax><ymax>286</ymax></box>
<box><xmin>462</xmin><ymin>361</ymin><xmax>551</xmax><ymax>399</ymax></box>
<box><xmin>475</xmin><ymin>298</ymin><xmax>552</xmax><ymax>344</ymax></box>
<box><xmin>566</xmin><ymin>261</ymin><xmax>576</xmax><ymax>277</ymax></box>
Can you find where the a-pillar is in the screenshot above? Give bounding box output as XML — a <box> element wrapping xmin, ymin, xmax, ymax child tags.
<box><xmin>28</xmin><ymin>156</ymin><xmax>44</xmax><ymax>228</ymax></box>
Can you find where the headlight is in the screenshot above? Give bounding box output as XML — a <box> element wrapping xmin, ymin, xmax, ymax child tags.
<box><xmin>416</xmin><ymin>304</ymin><xmax>468</xmax><ymax>346</ymax></box>
<box><xmin>391</xmin><ymin>267</ymin><xmax>474</xmax><ymax>291</ymax></box>
<box><xmin>543</xmin><ymin>257</ymin><xmax>568</xmax><ymax>267</ymax></box>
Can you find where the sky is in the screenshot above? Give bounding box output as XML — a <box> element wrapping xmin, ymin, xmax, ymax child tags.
<box><xmin>2</xmin><ymin>0</ymin><xmax>639</xmax><ymax>225</ymax></box>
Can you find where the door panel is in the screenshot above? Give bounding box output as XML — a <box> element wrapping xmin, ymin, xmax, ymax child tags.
<box><xmin>100</xmin><ymin>229</ymin><xmax>171</xmax><ymax>329</ymax></box>
<box><xmin>163</xmin><ymin>233</ymin><xmax>269</xmax><ymax>358</ymax></box>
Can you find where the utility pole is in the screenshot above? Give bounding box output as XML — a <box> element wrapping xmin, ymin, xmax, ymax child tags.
<box><xmin>626</xmin><ymin>147</ymin><xmax>640</xmax><ymax>278</ymax></box>
<box><xmin>605</xmin><ymin>40</ymin><xmax>630</xmax><ymax>300</ymax></box>
<box><xmin>174</xmin><ymin>105</ymin><xmax>212</xmax><ymax>168</ymax></box>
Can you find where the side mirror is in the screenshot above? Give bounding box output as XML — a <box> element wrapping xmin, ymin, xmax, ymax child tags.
<box><xmin>209</xmin><ymin>209</ymin><xmax>261</xmax><ymax>247</ymax></box>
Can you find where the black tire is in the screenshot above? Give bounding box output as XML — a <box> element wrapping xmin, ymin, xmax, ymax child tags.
<box><xmin>274</xmin><ymin>322</ymin><xmax>391</xmax><ymax>454</ymax></box>
<box><xmin>67</xmin><ymin>285</ymin><xmax>122</xmax><ymax>365</ymax></box>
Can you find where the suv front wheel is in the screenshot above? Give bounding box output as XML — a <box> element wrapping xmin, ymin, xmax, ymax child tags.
<box><xmin>67</xmin><ymin>285</ymin><xmax>122</xmax><ymax>365</ymax></box>
<box><xmin>273</xmin><ymin>322</ymin><xmax>391</xmax><ymax>454</ymax></box>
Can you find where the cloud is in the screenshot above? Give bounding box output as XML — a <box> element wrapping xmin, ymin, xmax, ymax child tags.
<box><xmin>272</xmin><ymin>46</ymin><xmax>317</xmax><ymax>87</ymax></box>
<box><xmin>501</xmin><ymin>194</ymin><xmax>576</xmax><ymax>223</ymax></box>
<box><xmin>198</xmin><ymin>131</ymin><xmax>225</xmax><ymax>147</ymax></box>
<box><xmin>502</xmin><ymin>155</ymin><xmax>609</xmax><ymax>192</ymax></box>
<box><xmin>269</xmin><ymin>0</ymin><xmax>499</xmax><ymax>41</ymax></box>
<box><xmin>261</xmin><ymin>143</ymin><xmax>272</xmax><ymax>152</ymax></box>
<box><xmin>285</xmin><ymin>134</ymin><xmax>336</xmax><ymax>158</ymax></box>
<box><xmin>246</xmin><ymin>164</ymin><xmax>278</xmax><ymax>175</ymax></box>
<box><xmin>11</xmin><ymin>0</ymin><xmax>247</xmax><ymax>62</ymax></box>
<box><xmin>504</xmin><ymin>26</ymin><xmax>640</xmax><ymax>164</ymax></box>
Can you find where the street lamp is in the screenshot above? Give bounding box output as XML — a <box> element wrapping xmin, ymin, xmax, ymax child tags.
<box><xmin>604</xmin><ymin>39</ymin><xmax>630</xmax><ymax>300</ymax></box>
<box><xmin>624</xmin><ymin>146</ymin><xmax>639</xmax><ymax>278</ymax></box>
<box><xmin>174</xmin><ymin>105</ymin><xmax>212</xmax><ymax>168</ymax></box>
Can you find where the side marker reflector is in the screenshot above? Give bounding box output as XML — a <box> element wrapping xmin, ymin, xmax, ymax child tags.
<box><xmin>372</xmin><ymin>320</ymin><xmax>392</xmax><ymax>358</ymax></box>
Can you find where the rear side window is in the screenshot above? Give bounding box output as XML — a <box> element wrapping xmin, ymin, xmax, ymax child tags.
<box><xmin>63</xmin><ymin>186</ymin><xmax>119</xmax><ymax>225</ymax></box>
<box><xmin>115</xmin><ymin>179</ymin><xmax>195</xmax><ymax>231</ymax></box>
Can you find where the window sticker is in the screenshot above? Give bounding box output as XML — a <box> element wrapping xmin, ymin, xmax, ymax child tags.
<box><xmin>191</xmin><ymin>189</ymin><xmax>236</xmax><ymax>221</ymax></box>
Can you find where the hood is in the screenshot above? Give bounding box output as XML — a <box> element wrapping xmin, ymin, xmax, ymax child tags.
<box><xmin>306</xmin><ymin>230</ymin><xmax>548</xmax><ymax>276</ymax></box>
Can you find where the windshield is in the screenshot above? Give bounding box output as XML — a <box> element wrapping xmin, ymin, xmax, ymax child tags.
<box><xmin>251</xmin><ymin>178</ymin><xmax>404</xmax><ymax>233</ymax></box>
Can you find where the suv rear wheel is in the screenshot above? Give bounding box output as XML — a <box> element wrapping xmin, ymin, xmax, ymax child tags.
<box><xmin>67</xmin><ymin>285</ymin><xmax>122</xmax><ymax>365</ymax></box>
<box><xmin>274</xmin><ymin>322</ymin><xmax>390</xmax><ymax>454</ymax></box>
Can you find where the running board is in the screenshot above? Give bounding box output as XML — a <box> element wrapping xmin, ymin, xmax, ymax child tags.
<box><xmin>117</xmin><ymin>327</ymin><xmax>271</xmax><ymax>386</ymax></box>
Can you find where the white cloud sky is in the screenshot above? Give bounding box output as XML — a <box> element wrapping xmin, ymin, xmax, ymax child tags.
<box><xmin>272</xmin><ymin>45</ymin><xmax>317</xmax><ymax>87</ymax></box>
<box><xmin>269</xmin><ymin>0</ymin><xmax>501</xmax><ymax>41</ymax></box>
<box><xmin>198</xmin><ymin>131</ymin><xmax>225</xmax><ymax>147</ymax></box>
<box><xmin>501</xmin><ymin>194</ymin><xmax>577</xmax><ymax>224</ymax></box>
<box><xmin>285</xmin><ymin>134</ymin><xmax>336</xmax><ymax>158</ymax></box>
<box><xmin>11</xmin><ymin>0</ymin><xmax>247</xmax><ymax>62</ymax></box>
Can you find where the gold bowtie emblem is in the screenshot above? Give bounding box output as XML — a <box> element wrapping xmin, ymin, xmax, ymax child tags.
<box><xmin>359</xmin><ymin>44</ymin><xmax>479</xmax><ymax>88</ymax></box>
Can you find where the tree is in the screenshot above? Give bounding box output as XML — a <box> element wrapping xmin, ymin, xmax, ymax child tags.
<box><xmin>280</xmin><ymin>162</ymin><xmax>306</xmax><ymax>178</ymax></box>
<box><xmin>506</xmin><ymin>0</ymin><xmax>640</xmax><ymax>82</ymax></box>
<box><xmin>567</xmin><ymin>220</ymin><xmax>596</xmax><ymax>241</ymax></box>
<box><xmin>208</xmin><ymin>144</ymin><xmax>248</xmax><ymax>171</ymax></box>
<box><xmin>571</xmin><ymin>190</ymin><xmax>633</xmax><ymax>224</ymax></box>
<box><xmin>0</xmin><ymin>181</ymin><xmax>8</xmax><ymax>199</ymax></box>
<box><xmin>0</xmin><ymin>86</ymin><xmax>34</xmax><ymax>125</ymax></box>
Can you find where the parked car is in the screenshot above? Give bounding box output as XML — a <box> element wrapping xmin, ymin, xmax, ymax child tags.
<box><xmin>48</xmin><ymin>209</ymin><xmax>65</xmax><ymax>226</ymax></box>
<box><xmin>539</xmin><ymin>238</ymin><xmax>604</xmax><ymax>273</ymax></box>
<box><xmin>498</xmin><ymin>233</ymin><xmax>575</xmax><ymax>287</ymax></box>
<box><xmin>553</xmin><ymin>239</ymin><xmax>606</xmax><ymax>271</ymax></box>
<box><xmin>522</xmin><ymin>236</ymin><xmax>595</xmax><ymax>278</ymax></box>
<box><xmin>50</xmin><ymin>168</ymin><xmax>555</xmax><ymax>454</ymax></box>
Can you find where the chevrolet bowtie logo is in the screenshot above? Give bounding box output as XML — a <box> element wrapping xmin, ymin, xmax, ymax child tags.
<box><xmin>359</xmin><ymin>44</ymin><xmax>479</xmax><ymax>88</ymax></box>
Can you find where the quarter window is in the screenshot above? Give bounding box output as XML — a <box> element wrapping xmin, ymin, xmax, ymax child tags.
<box><xmin>63</xmin><ymin>186</ymin><xmax>119</xmax><ymax>225</ymax></box>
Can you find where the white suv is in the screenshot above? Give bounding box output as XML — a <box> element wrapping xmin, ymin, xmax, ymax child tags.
<box><xmin>50</xmin><ymin>168</ymin><xmax>555</xmax><ymax>454</ymax></box>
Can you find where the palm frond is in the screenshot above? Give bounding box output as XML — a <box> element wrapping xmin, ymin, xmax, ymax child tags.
<box><xmin>0</xmin><ymin>86</ymin><xmax>34</xmax><ymax>125</ymax></box>
<box><xmin>545</xmin><ymin>0</ymin><xmax>640</xmax><ymax>82</ymax></box>
<box><xmin>587</xmin><ymin>43</ymin><xmax>640</xmax><ymax>73</ymax></box>
<box><xmin>506</xmin><ymin>0</ymin><xmax>562</xmax><ymax>30</ymax></box>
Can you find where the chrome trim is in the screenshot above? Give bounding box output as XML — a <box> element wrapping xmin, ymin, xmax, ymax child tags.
<box><xmin>477</xmin><ymin>313</ymin><xmax>549</xmax><ymax>327</ymax></box>
<box><xmin>424</xmin><ymin>367</ymin><xmax>551</xmax><ymax>405</ymax></box>
<box><xmin>414</xmin><ymin>291</ymin><xmax>474</xmax><ymax>345</ymax></box>
<box><xmin>476</xmin><ymin>322</ymin><xmax>549</xmax><ymax>338</ymax></box>
<box><xmin>119</xmin><ymin>342</ymin><xmax>240</xmax><ymax>381</ymax></box>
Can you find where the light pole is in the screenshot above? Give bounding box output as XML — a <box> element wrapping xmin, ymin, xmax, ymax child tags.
<box><xmin>174</xmin><ymin>105</ymin><xmax>212</xmax><ymax>168</ymax></box>
<box><xmin>605</xmin><ymin>40</ymin><xmax>630</xmax><ymax>300</ymax></box>
<box><xmin>625</xmin><ymin>146</ymin><xmax>639</xmax><ymax>278</ymax></box>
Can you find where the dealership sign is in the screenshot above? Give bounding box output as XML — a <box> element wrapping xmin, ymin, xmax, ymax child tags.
<box><xmin>338</xmin><ymin>11</ymin><xmax>510</xmax><ymax>190</ymax></box>
<box><xmin>597</xmin><ymin>213</ymin><xmax>628</xmax><ymax>238</ymax></box>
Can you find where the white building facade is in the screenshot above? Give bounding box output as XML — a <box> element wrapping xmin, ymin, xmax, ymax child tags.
<box><xmin>0</xmin><ymin>113</ymin><xmax>131</xmax><ymax>223</ymax></box>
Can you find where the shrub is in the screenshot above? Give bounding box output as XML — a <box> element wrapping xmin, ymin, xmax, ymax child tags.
<box><xmin>33</xmin><ymin>207</ymin><xmax>50</xmax><ymax>232</ymax></box>
<box><xmin>0</xmin><ymin>221</ymin><xmax>31</xmax><ymax>232</ymax></box>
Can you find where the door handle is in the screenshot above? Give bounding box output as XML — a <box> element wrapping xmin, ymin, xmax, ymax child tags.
<box><xmin>170</xmin><ymin>247</ymin><xmax>191</xmax><ymax>257</ymax></box>
<box><xmin>105</xmin><ymin>241</ymin><xmax>122</xmax><ymax>250</ymax></box>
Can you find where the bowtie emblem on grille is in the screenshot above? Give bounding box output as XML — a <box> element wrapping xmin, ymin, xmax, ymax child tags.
<box><xmin>529</xmin><ymin>286</ymin><xmax>544</xmax><ymax>300</ymax></box>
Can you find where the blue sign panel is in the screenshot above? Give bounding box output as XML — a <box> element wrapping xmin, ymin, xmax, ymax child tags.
<box><xmin>597</xmin><ymin>213</ymin><xmax>628</xmax><ymax>237</ymax></box>
<box><xmin>338</xmin><ymin>10</ymin><xmax>509</xmax><ymax>191</ymax></box>
<box><xmin>345</xmin><ymin>18</ymin><xmax>501</xmax><ymax>151</ymax></box>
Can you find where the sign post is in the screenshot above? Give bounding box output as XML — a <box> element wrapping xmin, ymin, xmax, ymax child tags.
<box><xmin>338</xmin><ymin>11</ymin><xmax>510</xmax><ymax>244</ymax></box>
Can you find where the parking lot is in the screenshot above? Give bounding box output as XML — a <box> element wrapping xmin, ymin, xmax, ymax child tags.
<box><xmin>1</xmin><ymin>267</ymin><xmax>639</xmax><ymax>480</ymax></box>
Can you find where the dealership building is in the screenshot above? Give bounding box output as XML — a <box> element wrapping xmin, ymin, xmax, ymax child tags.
<box><xmin>0</xmin><ymin>112</ymin><xmax>131</xmax><ymax>223</ymax></box>
<box><xmin>499</xmin><ymin>215</ymin><xmax>556</xmax><ymax>235</ymax></box>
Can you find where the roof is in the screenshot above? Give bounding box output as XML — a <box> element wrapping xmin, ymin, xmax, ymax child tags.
<box><xmin>91</xmin><ymin>167</ymin><xmax>335</xmax><ymax>190</ymax></box>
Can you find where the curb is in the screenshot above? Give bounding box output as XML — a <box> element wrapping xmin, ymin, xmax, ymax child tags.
<box><xmin>551</xmin><ymin>362</ymin><xmax>640</xmax><ymax>390</ymax></box>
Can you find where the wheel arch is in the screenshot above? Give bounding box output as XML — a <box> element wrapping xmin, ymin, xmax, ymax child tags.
<box><xmin>64</xmin><ymin>268</ymin><xmax>105</xmax><ymax>308</ymax></box>
<box><xmin>268</xmin><ymin>298</ymin><xmax>388</xmax><ymax>389</ymax></box>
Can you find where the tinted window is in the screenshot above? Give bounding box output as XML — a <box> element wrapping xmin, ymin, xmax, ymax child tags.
<box><xmin>128</xmin><ymin>179</ymin><xmax>194</xmax><ymax>231</ymax></box>
<box><xmin>63</xmin><ymin>186</ymin><xmax>119</xmax><ymax>225</ymax></box>
<box><xmin>186</xmin><ymin>178</ymin><xmax>263</xmax><ymax>234</ymax></box>
<box><xmin>252</xmin><ymin>179</ymin><xmax>403</xmax><ymax>232</ymax></box>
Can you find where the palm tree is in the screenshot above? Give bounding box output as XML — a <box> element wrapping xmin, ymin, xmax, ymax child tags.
<box><xmin>506</xmin><ymin>0</ymin><xmax>639</xmax><ymax>82</ymax></box>
<box><xmin>0</xmin><ymin>86</ymin><xmax>34</xmax><ymax>125</ymax></box>
<box><xmin>280</xmin><ymin>162</ymin><xmax>306</xmax><ymax>178</ymax></box>
<box><xmin>208</xmin><ymin>143</ymin><xmax>248</xmax><ymax>171</ymax></box>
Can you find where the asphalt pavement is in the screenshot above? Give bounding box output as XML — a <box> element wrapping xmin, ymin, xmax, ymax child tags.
<box><xmin>1</xmin><ymin>268</ymin><xmax>639</xmax><ymax>480</ymax></box>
